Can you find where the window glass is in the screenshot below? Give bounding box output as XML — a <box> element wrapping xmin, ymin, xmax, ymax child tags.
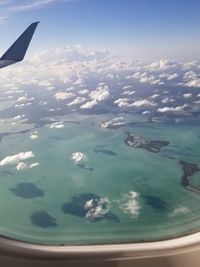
<box><xmin>0</xmin><ymin>0</ymin><xmax>199</xmax><ymax>245</ymax></box>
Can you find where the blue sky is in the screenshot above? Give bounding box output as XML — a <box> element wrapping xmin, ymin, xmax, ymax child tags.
<box><xmin>1</xmin><ymin>0</ymin><xmax>200</xmax><ymax>59</ymax></box>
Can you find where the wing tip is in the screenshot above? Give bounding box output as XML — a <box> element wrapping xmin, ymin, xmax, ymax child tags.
<box><xmin>29</xmin><ymin>21</ymin><xmax>40</xmax><ymax>28</ymax></box>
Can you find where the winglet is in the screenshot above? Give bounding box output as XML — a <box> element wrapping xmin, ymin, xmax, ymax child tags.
<box><xmin>0</xmin><ymin>22</ymin><xmax>39</xmax><ymax>69</ymax></box>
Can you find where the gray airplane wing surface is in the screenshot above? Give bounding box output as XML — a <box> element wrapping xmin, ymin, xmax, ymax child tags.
<box><xmin>0</xmin><ymin>22</ymin><xmax>39</xmax><ymax>69</ymax></box>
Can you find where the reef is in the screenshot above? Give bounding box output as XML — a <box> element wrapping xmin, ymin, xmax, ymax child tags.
<box><xmin>124</xmin><ymin>132</ymin><xmax>169</xmax><ymax>153</ymax></box>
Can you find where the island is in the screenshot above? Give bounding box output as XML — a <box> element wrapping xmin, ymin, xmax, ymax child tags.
<box><xmin>180</xmin><ymin>160</ymin><xmax>200</xmax><ymax>194</ymax></box>
<box><xmin>124</xmin><ymin>132</ymin><xmax>169</xmax><ymax>153</ymax></box>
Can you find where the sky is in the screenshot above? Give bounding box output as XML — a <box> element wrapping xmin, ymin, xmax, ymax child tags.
<box><xmin>1</xmin><ymin>0</ymin><xmax>200</xmax><ymax>59</ymax></box>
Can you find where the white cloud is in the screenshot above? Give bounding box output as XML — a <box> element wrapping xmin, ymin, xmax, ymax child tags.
<box><xmin>119</xmin><ymin>191</ymin><xmax>140</xmax><ymax>218</ymax></box>
<box><xmin>84</xmin><ymin>197</ymin><xmax>110</xmax><ymax>221</ymax></box>
<box><xmin>184</xmin><ymin>71</ymin><xmax>198</xmax><ymax>80</ymax></box>
<box><xmin>161</xmin><ymin>97</ymin><xmax>170</xmax><ymax>104</ymax></box>
<box><xmin>183</xmin><ymin>93</ymin><xmax>192</xmax><ymax>98</ymax></box>
<box><xmin>122</xmin><ymin>90</ymin><xmax>135</xmax><ymax>96</ymax></box>
<box><xmin>80</xmin><ymin>99</ymin><xmax>97</xmax><ymax>109</ymax></box>
<box><xmin>148</xmin><ymin>59</ymin><xmax>177</xmax><ymax>70</ymax></box>
<box><xmin>114</xmin><ymin>98</ymin><xmax>130</xmax><ymax>108</ymax></box>
<box><xmin>182</xmin><ymin>71</ymin><xmax>200</xmax><ymax>88</ymax></box>
<box><xmin>16</xmin><ymin>161</ymin><xmax>39</xmax><ymax>170</ymax></box>
<box><xmin>170</xmin><ymin>206</ymin><xmax>190</xmax><ymax>217</ymax></box>
<box><xmin>142</xmin><ymin>110</ymin><xmax>150</xmax><ymax>115</ymax></box>
<box><xmin>67</xmin><ymin>96</ymin><xmax>86</xmax><ymax>106</ymax></box>
<box><xmin>131</xmin><ymin>99</ymin><xmax>155</xmax><ymax>107</ymax></box>
<box><xmin>100</xmin><ymin>116</ymin><xmax>125</xmax><ymax>128</ymax></box>
<box><xmin>89</xmin><ymin>85</ymin><xmax>110</xmax><ymax>102</ymax></box>
<box><xmin>30</xmin><ymin>133</ymin><xmax>38</xmax><ymax>139</ymax></box>
<box><xmin>157</xmin><ymin>104</ymin><xmax>188</xmax><ymax>113</ymax></box>
<box><xmin>151</xmin><ymin>94</ymin><xmax>159</xmax><ymax>98</ymax></box>
<box><xmin>132</xmin><ymin>72</ymin><xmax>163</xmax><ymax>85</ymax></box>
<box><xmin>194</xmin><ymin>100</ymin><xmax>200</xmax><ymax>104</ymax></box>
<box><xmin>167</xmin><ymin>73</ymin><xmax>178</xmax><ymax>80</ymax></box>
<box><xmin>16</xmin><ymin>162</ymin><xmax>28</xmax><ymax>170</ymax></box>
<box><xmin>122</xmin><ymin>85</ymin><xmax>132</xmax><ymax>90</ymax></box>
<box><xmin>79</xmin><ymin>89</ymin><xmax>89</xmax><ymax>95</ymax></box>
<box><xmin>54</xmin><ymin>91</ymin><xmax>75</xmax><ymax>101</ymax></box>
<box><xmin>185</xmin><ymin>79</ymin><xmax>200</xmax><ymax>88</ymax></box>
<box><xmin>0</xmin><ymin>151</ymin><xmax>35</xmax><ymax>166</ymax></box>
<box><xmin>29</xmin><ymin>162</ymin><xmax>40</xmax><ymax>168</ymax></box>
<box><xmin>49</xmin><ymin>121</ymin><xmax>64</xmax><ymax>128</ymax></box>
<box><xmin>71</xmin><ymin>152</ymin><xmax>87</xmax><ymax>164</ymax></box>
<box><xmin>17</xmin><ymin>96</ymin><xmax>28</xmax><ymax>102</ymax></box>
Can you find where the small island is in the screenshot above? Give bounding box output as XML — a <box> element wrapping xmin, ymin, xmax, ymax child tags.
<box><xmin>124</xmin><ymin>132</ymin><xmax>169</xmax><ymax>153</ymax></box>
<box><xmin>180</xmin><ymin>160</ymin><xmax>200</xmax><ymax>194</ymax></box>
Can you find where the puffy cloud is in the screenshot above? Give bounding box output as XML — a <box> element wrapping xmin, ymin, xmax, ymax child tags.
<box><xmin>184</xmin><ymin>71</ymin><xmax>198</xmax><ymax>80</ymax></box>
<box><xmin>16</xmin><ymin>162</ymin><xmax>39</xmax><ymax>170</ymax></box>
<box><xmin>122</xmin><ymin>90</ymin><xmax>135</xmax><ymax>96</ymax></box>
<box><xmin>161</xmin><ymin>97</ymin><xmax>170</xmax><ymax>104</ymax></box>
<box><xmin>100</xmin><ymin>116</ymin><xmax>125</xmax><ymax>128</ymax></box>
<box><xmin>79</xmin><ymin>89</ymin><xmax>89</xmax><ymax>95</ymax></box>
<box><xmin>89</xmin><ymin>85</ymin><xmax>110</xmax><ymax>102</ymax></box>
<box><xmin>80</xmin><ymin>99</ymin><xmax>97</xmax><ymax>109</ymax></box>
<box><xmin>183</xmin><ymin>93</ymin><xmax>192</xmax><ymax>98</ymax></box>
<box><xmin>119</xmin><ymin>191</ymin><xmax>140</xmax><ymax>218</ymax></box>
<box><xmin>131</xmin><ymin>99</ymin><xmax>156</xmax><ymax>107</ymax></box>
<box><xmin>182</xmin><ymin>71</ymin><xmax>200</xmax><ymax>88</ymax></box>
<box><xmin>167</xmin><ymin>73</ymin><xmax>178</xmax><ymax>80</ymax></box>
<box><xmin>157</xmin><ymin>104</ymin><xmax>188</xmax><ymax>113</ymax></box>
<box><xmin>17</xmin><ymin>96</ymin><xmax>28</xmax><ymax>102</ymax></box>
<box><xmin>142</xmin><ymin>110</ymin><xmax>150</xmax><ymax>115</ymax></box>
<box><xmin>114</xmin><ymin>98</ymin><xmax>155</xmax><ymax>108</ymax></box>
<box><xmin>170</xmin><ymin>206</ymin><xmax>190</xmax><ymax>217</ymax></box>
<box><xmin>49</xmin><ymin>121</ymin><xmax>64</xmax><ymax>128</ymax></box>
<box><xmin>151</xmin><ymin>94</ymin><xmax>160</xmax><ymax>98</ymax></box>
<box><xmin>185</xmin><ymin>79</ymin><xmax>200</xmax><ymax>88</ymax></box>
<box><xmin>194</xmin><ymin>100</ymin><xmax>200</xmax><ymax>104</ymax></box>
<box><xmin>54</xmin><ymin>92</ymin><xmax>75</xmax><ymax>101</ymax></box>
<box><xmin>71</xmin><ymin>152</ymin><xmax>87</xmax><ymax>164</ymax></box>
<box><xmin>131</xmin><ymin>72</ymin><xmax>163</xmax><ymax>85</ymax></box>
<box><xmin>79</xmin><ymin>85</ymin><xmax>110</xmax><ymax>109</ymax></box>
<box><xmin>0</xmin><ymin>151</ymin><xmax>35</xmax><ymax>166</ymax></box>
<box><xmin>122</xmin><ymin>85</ymin><xmax>132</xmax><ymax>90</ymax></box>
<box><xmin>67</xmin><ymin>97</ymin><xmax>86</xmax><ymax>106</ymax></box>
<box><xmin>30</xmin><ymin>134</ymin><xmax>38</xmax><ymax>139</ymax></box>
<box><xmin>114</xmin><ymin>98</ymin><xmax>130</xmax><ymax>108</ymax></box>
<box><xmin>84</xmin><ymin>197</ymin><xmax>110</xmax><ymax>221</ymax></box>
<box><xmin>14</xmin><ymin>114</ymin><xmax>25</xmax><ymax>120</ymax></box>
<box><xmin>30</xmin><ymin>131</ymin><xmax>38</xmax><ymax>140</ymax></box>
<box><xmin>148</xmin><ymin>59</ymin><xmax>177</xmax><ymax>70</ymax></box>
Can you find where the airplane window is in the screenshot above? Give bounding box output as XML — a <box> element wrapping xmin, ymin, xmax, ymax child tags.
<box><xmin>0</xmin><ymin>0</ymin><xmax>199</xmax><ymax>246</ymax></box>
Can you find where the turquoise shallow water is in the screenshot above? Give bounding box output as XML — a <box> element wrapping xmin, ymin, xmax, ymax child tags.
<box><xmin>0</xmin><ymin>113</ymin><xmax>199</xmax><ymax>245</ymax></box>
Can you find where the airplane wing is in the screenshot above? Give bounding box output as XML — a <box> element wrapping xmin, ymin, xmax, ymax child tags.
<box><xmin>0</xmin><ymin>22</ymin><xmax>39</xmax><ymax>69</ymax></box>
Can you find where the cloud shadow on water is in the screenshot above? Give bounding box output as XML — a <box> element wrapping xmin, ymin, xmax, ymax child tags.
<box><xmin>142</xmin><ymin>195</ymin><xmax>169</xmax><ymax>212</ymax></box>
<box><xmin>94</xmin><ymin>148</ymin><xmax>117</xmax><ymax>156</ymax></box>
<box><xmin>31</xmin><ymin>211</ymin><xmax>57</xmax><ymax>228</ymax></box>
<box><xmin>10</xmin><ymin>182</ymin><xmax>44</xmax><ymax>199</ymax></box>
